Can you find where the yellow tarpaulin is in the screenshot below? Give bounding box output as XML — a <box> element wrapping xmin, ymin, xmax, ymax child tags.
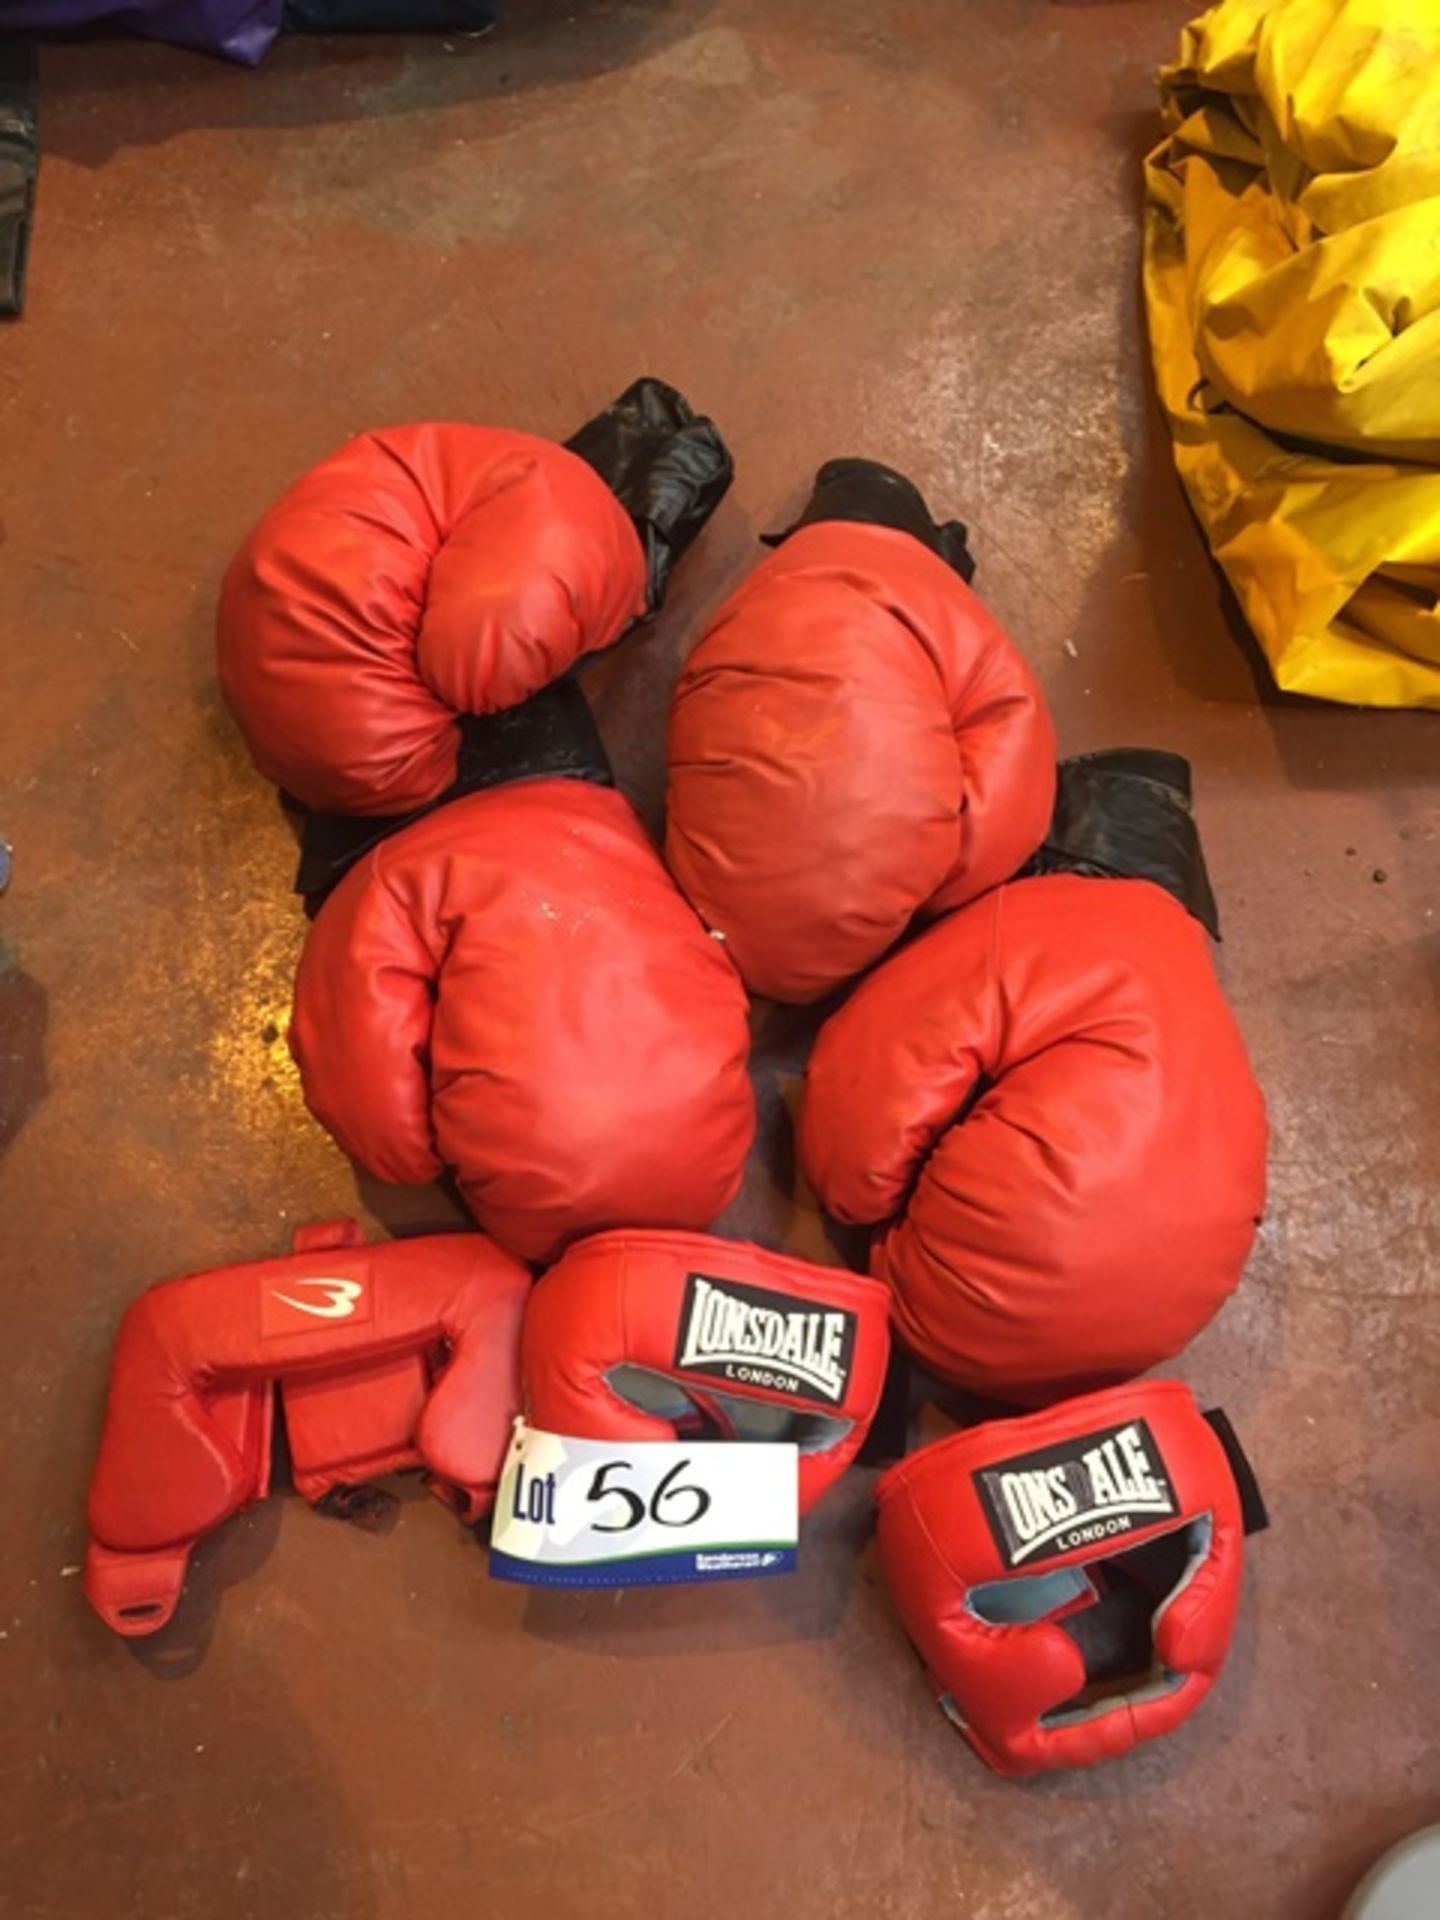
<box><xmin>1143</xmin><ymin>0</ymin><xmax>1440</xmax><ymax>709</ymax></box>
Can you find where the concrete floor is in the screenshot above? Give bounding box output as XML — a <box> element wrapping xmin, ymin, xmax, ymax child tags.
<box><xmin>2</xmin><ymin>1</ymin><xmax>1438</xmax><ymax>1914</ymax></box>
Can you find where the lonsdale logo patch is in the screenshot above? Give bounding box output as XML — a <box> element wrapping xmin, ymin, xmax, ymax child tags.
<box><xmin>673</xmin><ymin>1273</ymin><xmax>856</xmax><ymax>1406</ymax></box>
<box><xmin>974</xmin><ymin>1419</ymin><xmax>1179</xmax><ymax>1568</ymax></box>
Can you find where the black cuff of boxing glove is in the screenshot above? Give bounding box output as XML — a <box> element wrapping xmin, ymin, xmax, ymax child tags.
<box><xmin>294</xmin><ymin>679</ymin><xmax>614</xmax><ymax>913</ymax></box>
<box><xmin>0</xmin><ymin>40</ymin><xmax>40</xmax><ymax>320</ymax></box>
<box><xmin>565</xmin><ymin>376</ymin><xmax>734</xmax><ymax>611</ymax></box>
<box><xmin>1021</xmin><ymin>748</ymin><xmax>1221</xmax><ymax>938</ymax></box>
<box><xmin>761</xmin><ymin>458</ymin><xmax>977</xmax><ymax>583</ymax></box>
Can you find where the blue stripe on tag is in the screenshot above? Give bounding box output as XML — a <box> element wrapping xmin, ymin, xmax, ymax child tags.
<box><xmin>489</xmin><ymin>1546</ymin><xmax>798</xmax><ymax>1588</ymax></box>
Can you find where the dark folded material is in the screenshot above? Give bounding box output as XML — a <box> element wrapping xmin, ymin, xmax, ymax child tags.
<box><xmin>0</xmin><ymin>40</ymin><xmax>38</xmax><ymax>320</ymax></box>
<box><xmin>285</xmin><ymin>0</ymin><xmax>494</xmax><ymax>29</ymax></box>
<box><xmin>763</xmin><ymin>458</ymin><xmax>977</xmax><ymax>583</ymax></box>
<box><xmin>294</xmin><ymin>678</ymin><xmax>614</xmax><ymax>913</ymax></box>
<box><xmin>566</xmin><ymin>376</ymin><xmax>734</xmax><ymax>609</ymax></box>
<box><xmin>0</xmin><ymin>3</ymin><xmax>281</xmax><ymax>64</ymax></box>
<box><xmin>1023</xmin><ymin>749</ymin><xmax>1221</xmax><ymax>938</ymax></box>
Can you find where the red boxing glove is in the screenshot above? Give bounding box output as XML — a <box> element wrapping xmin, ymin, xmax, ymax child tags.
<box><xmin>665</xmin><ymin>461</ymin><xmax>1055</xmax><ymax>1002</ymax></box>
<box><xmin>85</xmin><ymin>1221</ymin><xmax>530</xmax><ymax>1637</ymax></box>
<box><xmin>290</xmin><ymin>786</ymin><xmax>756</xmax><ymax>1265</ymax></box>
<box><xmin>876</xmin><ymin>1381</ymin><xmax>1257</xmax><ymax>1776</ymax></box>
<box><xmin>522</xmin><ymin>1229</ymin><xmax>891</xmax><ymax>1512</ymax></box>
<box><xmin>219</xmin><ymin>379</ymin><xmax>731</xmax><ymax>817</ymax></box>
<box><xmin>219</xmin><ymin>425</ymin><xmax>645</xmax><ymax>815</ymax></box>
<box><xmin>801</xmin><ymin>753</ymin><xmax>1267</xmax><ymax>1402</ymax></box>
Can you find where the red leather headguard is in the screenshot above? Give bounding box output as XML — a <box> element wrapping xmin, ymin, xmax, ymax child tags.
<box><xmin>876</xmin><ymin>1380</ymin><xmax>1255</xmax><ymax>1775</ymax></box>
<box><xmin>522</xmin><ymin>1229</ymin><xmax>892</xmax><ymax>1513</ymax></box>
<box><xmin>85</xmin><ymin>1221</ymin><xmax>529</xmax><ymax>1636</ymax></box>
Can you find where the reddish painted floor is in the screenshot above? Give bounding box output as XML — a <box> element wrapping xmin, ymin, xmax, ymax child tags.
<box><xmin>2</xmin><ymin>3</ymin><xmax>1437</xmax><ymax>1915</ymax></box>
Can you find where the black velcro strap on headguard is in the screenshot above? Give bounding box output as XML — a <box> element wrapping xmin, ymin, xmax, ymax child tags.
<box><xmin>856</xmin><ymin>1349</ymin><xmax>912</xmax><ymax>1467</ymax></box>
<box><xmin>1021</xmin><ymin>748</ymin><xmax>1221</xmax><ymax>938</ymax></box>
<box><xmin>295</xmin><ymin>678</ymin><xmax>613</xmax><ymax>914</ymax></box>
<box><xmin>564</xmin><ymin>376</ymin><xmax>734</xmax><ymax>611</ymax></box>
<box><xmin>0</xmin><ymin>39</ymin><xmax>39</xmax><ymax>320</ymax></box>
<box><xmin>1202</xmin><ymin>1407</ymin><xmax>1268</xmax><ymax>1536</ymax></box>
<box><xmin>761</xmin><ymin>458</ymin><xmax>976</xmax><ymax>583</ymax></box>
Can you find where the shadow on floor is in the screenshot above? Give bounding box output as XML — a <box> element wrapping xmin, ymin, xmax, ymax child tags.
<box><xmin>38</xmin><ymin>0</ymin><xmax>720</xmax><ymax>165</ymax></box>
<box><xmin>0</xmin><ymin>946</ymin><xmax>48</xmax><ymax>1158</ymax></box>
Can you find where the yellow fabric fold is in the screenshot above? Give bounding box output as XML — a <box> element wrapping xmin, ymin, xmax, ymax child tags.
<box><xmin>1143</xmin><ymin>0</ymin><xmax>1440</xmax><ymax>707</ymax></box>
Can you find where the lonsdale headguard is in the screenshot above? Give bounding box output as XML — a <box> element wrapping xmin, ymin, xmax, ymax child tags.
<box><xmin>876</xmin><ymin>1379</ymin><xmax>1266</xmax><ymax>1774</ymax></box>
<box><xmin>521</xmin><ymin>1229</ymin><xmax>892</xmax><ymax>1514</ymax></box>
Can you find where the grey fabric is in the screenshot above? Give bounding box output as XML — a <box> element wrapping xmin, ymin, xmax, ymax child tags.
<box><xmin>967</xmin><ymin>1566</ymin><xmax>1094</xmax><ymax>1626</ymax></box>
<box><xmin>1151</xmin><ymin>1515</ymin><xmax>1214</xmax><ymax>1637</ymax></box>
<box><xmin>603</xmin><ymin>1364</ymin><xmax>854</xmax><ymax>1455</ymax></box>
<box><xmin>1040</xmin><ymin>1664</ymin><xmax>1186</xmax><ymax>1728</ymax></box>
<box><xmin>604</xmin><ymin>1365</ymin><xmax>696</xmax><ymax>1424</ymax></box>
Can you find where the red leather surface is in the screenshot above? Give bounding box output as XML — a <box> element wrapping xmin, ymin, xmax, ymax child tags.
<box><xmin>218</xmin><ymin>425</ymin><xmax>648</xmax><ymax>814</ymax></box>
<box><xmin>290</xmin><ymin>783</ymin><xmax>756</xmax><ymax>1265</ymax></box>
<box><xmin>284</xmin><ymin>1351</ymin><xmax>431</xmax><ymax>1502</ymax></box>
<box><xmin>801</xmin><ymin>874</ymin><xmax>1268</xmax><ymax>1400</ymax></box>
<box><xmin>665</xmin><ymin>522</ymin><xmax>1056</xmax><ymax>1002</ymax></box>
<box><xmin>876</xmin><ymin>1381</ymin><xmax>1245</xmax><ymax>1775</ymax></box>
<box><xmin>521</xmin><ymin>1228</ymin><xmax>891</xmax><ymax>1512</ymax></box>
<box><xmin>84</xmin><ymin>1225</ymin><xmax>530</xmax><ymax>1636</ymax></box>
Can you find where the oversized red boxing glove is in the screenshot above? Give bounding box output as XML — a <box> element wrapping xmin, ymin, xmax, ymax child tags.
<box><xmin>801</xmin><ymin>752</ymin><xmax>1267</xmax><ymax>1402</ymax></box>
<box><xmin>84</xmin><ymin>1220</ymin><xmax>530</xmax><ymax>1637</ymax></box>
<box><xmin>290</xmin><ymin>781</ymin><xmax>756</xmax><ymax>1266</ymax></box>
<box><xmin>521</xmin><ymin>1229</ymin><xmax>891</xmax><ymax>1512</ymax></box>
<box><xmin>877</xmin><ymin>1380</ymin><xmax>1263</xmax><ymax>1775</ymax></box>
<box><xmin>665</xmin><ymin>460</ymin><xmax>1056</xmax><ymax>1002</ymax></box>
<box><xmin>219</xmin><ymin>378</ymin><xmax>731</xmax><ymax>817</ymax></box>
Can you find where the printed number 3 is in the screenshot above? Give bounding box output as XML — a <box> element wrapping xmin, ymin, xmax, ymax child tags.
<box><xmin>586</xmin><ymin>1459</ymin><xmax>713</xmax><ymax>1533</ymax></box>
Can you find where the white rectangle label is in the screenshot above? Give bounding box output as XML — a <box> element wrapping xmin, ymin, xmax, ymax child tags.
<box><xmin>488</xmin><ymin>1422</ymin><xmax>798</xmax><ymax>1588</ymax></box>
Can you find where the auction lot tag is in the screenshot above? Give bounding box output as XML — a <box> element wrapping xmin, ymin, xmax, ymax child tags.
<box><xmin>489</xmin><ymin>1422</ymin><xmax>798</xmax><ymax>1588</ymax></box>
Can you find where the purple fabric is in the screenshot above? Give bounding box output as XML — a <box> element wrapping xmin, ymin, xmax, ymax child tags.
<box><xmin>0</xmin><ymin>0</ymin><xmax>283</xmax><ymax>63</ymax></box>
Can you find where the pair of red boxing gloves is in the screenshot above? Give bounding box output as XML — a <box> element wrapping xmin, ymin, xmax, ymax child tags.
<box><xmin>85</xmin><ymin>1219</ymin><xmax>1263</xmax><ymax>1778</ymax></box>
<box><xmin>215</xmin><ymin>379</ymin><xmax>1266</xmax><ymax>1409</ymax></box>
